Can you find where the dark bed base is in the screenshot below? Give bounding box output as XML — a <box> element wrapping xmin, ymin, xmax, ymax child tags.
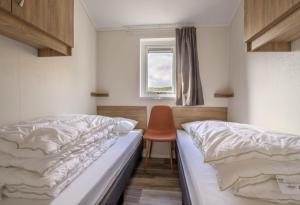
<box><xmin>98</xmin><ymin>140</ymin><xmax>143</xmax><ymax>205</ymax></box>
<box><xmin>176</xmin><ymin>142</ymin><xmax>192</xmax><ymax>205</ymax></box>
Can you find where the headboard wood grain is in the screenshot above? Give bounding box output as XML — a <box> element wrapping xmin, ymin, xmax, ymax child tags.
<box><xmin>97</xmin><ymin>106</ymin><xmax>147</xmax><ymax>129</ymax></box>
<box><xmin>172</xmin><ymin>107</ymin><xmax>227</xmax><ymax>129</ymax></box>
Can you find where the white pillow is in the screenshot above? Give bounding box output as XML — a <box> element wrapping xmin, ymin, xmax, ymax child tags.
<box><xmin>113</xmin><ymin>117</ymin><xmax>138</xmax><ymax>135</ymax></box>
<box><xmin>181</xmin><ymin>121</ymin><xmax>200</xmax><ymax>134</ymax></box>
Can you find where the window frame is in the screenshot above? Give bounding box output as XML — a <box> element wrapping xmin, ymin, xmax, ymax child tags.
<box><xmin>140</xmin><ymin>38</ymin><xmax>176</xmax><ymax>99</ymax></box>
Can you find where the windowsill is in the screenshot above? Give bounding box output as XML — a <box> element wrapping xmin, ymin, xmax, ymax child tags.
<box><xmin>139</xmin><ymin>96</ymin><xmax>176</xmax><ymax>100</ymax></box>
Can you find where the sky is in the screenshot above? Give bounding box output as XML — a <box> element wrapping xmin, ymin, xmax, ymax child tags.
<box><xmin>147</xmin><ymin>52</ymin><xmax>174</xmax><ymax>89</ymax></box>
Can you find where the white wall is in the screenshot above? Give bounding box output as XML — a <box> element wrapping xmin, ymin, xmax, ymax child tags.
<box><xmin>228</xmin><ymin>2</ymin><xmax>300</xmax><ymax>135</ymax></box>
<box><xmin>0</xmin><ymin>0</ymin><xmax>97</xmax><ymax>125</ymax></box>
<box><xmin>97</xmin><ymin>27</ymin><xmax>230</xmax><ymax>157</ymax></box>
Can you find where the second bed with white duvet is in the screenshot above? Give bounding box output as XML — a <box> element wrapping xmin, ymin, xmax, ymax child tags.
<box><xmin>177</xmin><ymin>130</ymin><xmax>297</xmax><ymax>205</ymax></box>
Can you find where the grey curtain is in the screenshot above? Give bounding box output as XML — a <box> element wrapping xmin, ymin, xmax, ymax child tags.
<box><xmin>176</xmin><ymin>27</ymin><xmax>204</xmax><ymax>106</ymax></box>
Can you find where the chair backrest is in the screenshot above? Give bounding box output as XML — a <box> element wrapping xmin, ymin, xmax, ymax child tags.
<box><xmin>147</xmin><ymin>106</ymin><xmax>176</xmax><ymax>132</ymax></box>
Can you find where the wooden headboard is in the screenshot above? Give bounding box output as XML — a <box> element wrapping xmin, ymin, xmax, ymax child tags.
<box><xmin>97</xmin><ymin>106</ymin><xmax>147</xmax><ymax>129</ymax></box>
<box><xmin>172</xmin><ymin>107</ymin><xmax>227</xmax><ymax>129</ymax></box>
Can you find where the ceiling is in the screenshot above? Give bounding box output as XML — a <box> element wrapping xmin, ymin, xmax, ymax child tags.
<box><xmin>83</xmin><ymin>0</ymin><xmax>241</xmax><ymax>30</ymax></box>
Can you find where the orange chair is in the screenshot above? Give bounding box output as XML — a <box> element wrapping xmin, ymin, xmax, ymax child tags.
<box><xmin>143</xmin><ymin>106</ymin><xmax>177</xmax><ymax>170</ymax></box>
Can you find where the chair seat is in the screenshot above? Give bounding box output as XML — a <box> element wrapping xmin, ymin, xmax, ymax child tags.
<box><xmin>144</xmin><ymin>129</ymin><xmax>176</xmax><ymax>141</ymax></box>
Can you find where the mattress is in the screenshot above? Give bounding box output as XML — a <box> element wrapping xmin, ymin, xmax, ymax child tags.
<box><xmin>0</xmin><ymin>130</ymin><xmax>143</xmax><ymax>205</ymax></box>
<box><xmin>176</xmin><ymin>130</ymin><xmax>276</xmax><ymax>205</ymax></box>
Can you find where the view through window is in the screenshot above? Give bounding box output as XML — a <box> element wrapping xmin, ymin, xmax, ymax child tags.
<box><xmin>147</xmin><ymin>49</ymin><xmax>174</xmax><ymax>93</ymax></box>
<box><xmin>140</xmin><ymin>38</ymin><xmax>176</xmax><ymax>98</ymax></box>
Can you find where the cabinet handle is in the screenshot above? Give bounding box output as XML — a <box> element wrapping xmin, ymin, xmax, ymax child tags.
<box><xmin>16</xmin><ymin>0</ymin><xmax>25</xmax><ymax>7</ymax></box>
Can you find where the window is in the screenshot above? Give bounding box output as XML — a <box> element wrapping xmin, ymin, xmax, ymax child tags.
<box><xmin>140</xmin><ymin>38</ymin><xmax>176</xmax><ymax>98</ymax></box>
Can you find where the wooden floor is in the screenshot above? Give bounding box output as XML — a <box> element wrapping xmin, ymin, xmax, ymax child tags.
<box><xmin>123</xmin><ymin>158</ymin><xmax>182</xmax><ymax>205</ymax></box>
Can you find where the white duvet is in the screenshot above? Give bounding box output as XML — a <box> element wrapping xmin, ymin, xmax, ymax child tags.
<box><xmin>0</xmin><ymin>114</ymin><xmax>118</xmax><ymax>200</ymax></box>
<box><xmin>184</xmin><ymin>120</ymin><xmax>300</xmax><ymax>204</ymax></box>
<box><xmin>187</xmin><ymin>121</ymin><xmax>300</xmax><ymax>164</ymax></box>
<box><xmin>214</xmin><ymin>158</ymin><xmax>300</xmax><ymax>191</ymax></box>
<box><xmin>215</xmin><ymin>159</ymin><xmax>300</xmax><ymax>204</ymax></box>
<box><xmin>0</xmin><ymin>137</ymin><xmax>117</xmax><ymax>199</ymax></box>
<box><xmin>233</xmin><ymin>176</ymin><xmax>300</xmax><ymax>204</ymax></box>
<box><xmin>0</xmin><ymin>125</ymin><xmax>115</xmax><ymax>175</ymax></box>
<box><xmin>0</xmin><ymin>114</ymin><xmax>115</xmax><ymax>158</ymax></box>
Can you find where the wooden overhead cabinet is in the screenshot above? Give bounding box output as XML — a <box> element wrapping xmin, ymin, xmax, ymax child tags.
<box><xmin>0</xmin><ymin>0</ymin><xmax>11</xmax><ymax>12</ymax></box>
<box><xmin>0</xmin><ymin>0</ymin><xmax>74</xmax><ymax>57</ymax></box>
<box><xmin>245</xmin><ymin>0</ymin><xmax>300</xmax><ymax>52</ymax></box>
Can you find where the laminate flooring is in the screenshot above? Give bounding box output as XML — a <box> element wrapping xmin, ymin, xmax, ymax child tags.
<box><xmin>123</xmin><ymin>158</ymin><xmax>182</xmax><ymax>205</ymax></box>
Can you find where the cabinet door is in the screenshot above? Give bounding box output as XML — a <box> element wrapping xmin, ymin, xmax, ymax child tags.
<box><xmin>12</xmin><ymin>0</ymin><xmax>74</xmax><ymax>47</ymax></box>
<box><xmin>12</xmin><ymin>0</ymin><xmax>48</xmax><ymax>32</ymax></box>
<box><xmin>0</xmin><ymin>0</ymin><xmax>11</xmax><ymax>12</ymax></box>
<box><xmin>244</xmin><ymin>0</ymin><xmax>300</xmax><ymax>41</ymax></box>
<box><xmin>47</xmin><ymin>0</ymin><xmax>74</xmax><ymax>47</ymax></box>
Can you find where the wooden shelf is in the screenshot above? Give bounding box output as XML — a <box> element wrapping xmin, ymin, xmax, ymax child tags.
<box><xmin>90</xmin><ymin>92</ymin><xmax>109</xmax><ymax>97</ymax></box>
<box><xmin>214</xmin><ymin>93</ymin><xmax>234</xmax><ymax>98</ymax></box>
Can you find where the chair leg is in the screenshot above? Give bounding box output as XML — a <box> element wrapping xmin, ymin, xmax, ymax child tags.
<box><xmin>174</xmin><ymin>141</ymin><xmax>177</xmax><ymax>164</ymax></box>
<box><xmin>149</xmin><ymin>140</ymin><xmax>153</xmax><ymax>159</ymax></box>
<box><xmin>169</xmin><ymin>141</ymin><xmax>173</xmax><ymax>170</ymax></box>
<box><xmin>144</xmin><ymin>140</ymin><xmax>150</xmax><ymax>170</ymax></box>
<box><xmin>144</xmin><ymin>140</ymin><xmax>148</xmax><ymax>169</ymax></box>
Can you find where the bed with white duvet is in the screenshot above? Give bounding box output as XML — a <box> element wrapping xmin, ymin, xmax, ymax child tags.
<box><xmin>0</xmin><ymin>114</ymin><xmax>142</xmax><ymax>205</ymax></box>
<box><xmin>177</xmin><ymin>120</ymin><xmax>300</xmax><ymax>205</ymax></box>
